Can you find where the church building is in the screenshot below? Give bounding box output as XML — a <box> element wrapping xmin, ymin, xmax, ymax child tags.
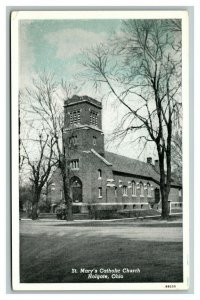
<box><xmin>50</xmin><ymin>95</ymin><xmax>182</xmax><ymax>217</ymax></box>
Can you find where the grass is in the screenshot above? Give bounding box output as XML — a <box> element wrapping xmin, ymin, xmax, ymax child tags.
<box><xmin>20</xmin><ymin>220</ymin><xmax>183</xmax><ymax>283</ymax></box>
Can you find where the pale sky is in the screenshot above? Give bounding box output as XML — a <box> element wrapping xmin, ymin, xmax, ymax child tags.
<box><xmin>19</xmin><ymin>19</ymin><xmax>158</xmax><ymax>162</ymax></box>
<box><xmin>19</xmin><ymin>19</ymin><xmax>121</xmax><ymax>87</ymax></box>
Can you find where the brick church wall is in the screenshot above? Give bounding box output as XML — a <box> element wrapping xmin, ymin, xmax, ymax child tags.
<box><xmin>48</xmin><ymin>95</ymin><xmax>182</xmax><ymax>215</ymax></box>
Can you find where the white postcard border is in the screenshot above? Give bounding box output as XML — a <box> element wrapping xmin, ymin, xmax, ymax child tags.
<box><xmin>11</xmin><ymin>9</ymin><xmax>189</xmax><ymax>291</ymax></box>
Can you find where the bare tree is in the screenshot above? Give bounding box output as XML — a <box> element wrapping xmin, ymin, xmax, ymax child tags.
<box><xmin>81</xmin><ymin>19</ymin><xmax>182</xmax><ymax>218</ymax></box>
<box><xmin>19</xmin><ymin>90</ymin><xmax>26</xmax><ymax>171</ymax></box>
<box><xmin>41</xmin><ymin>177</ymin><xmax>54</xmax><ymax>213</ymax></box>
<box><xmin>22</xmin><ymin>133</ymin><xmax>57</xmax><ymax>219</ymax></box>
<box><xmin>24</xmin><ymin>72</ymin><xmax>79</xmax><ymax>220</ymax></box>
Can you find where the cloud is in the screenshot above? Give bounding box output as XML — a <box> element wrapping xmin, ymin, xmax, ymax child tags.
<box><xmin>44</xmin><ymin>28</ymin><xmax>108</xmax><ymax>60</ymax></box>
<box><xmin>19</xmin><ymin>23</ymin><xmax>36</xmax><ymax>89</ymax></box>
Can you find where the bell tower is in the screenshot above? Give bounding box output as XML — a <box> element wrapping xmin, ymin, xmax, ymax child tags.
<box><xmin>63</xmin><ymin>95</ymin><xmax>105</xmax><ymax>156</ymax></box>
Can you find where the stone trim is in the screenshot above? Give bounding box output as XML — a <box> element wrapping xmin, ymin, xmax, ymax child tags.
<box><xmin>91</xmin><ymin>148</ymin><xmax>112</xmax><ymax>166</ymax></box>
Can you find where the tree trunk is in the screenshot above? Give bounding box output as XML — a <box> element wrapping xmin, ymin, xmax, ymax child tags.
<box><xmin>62</xmin><ymin>167</ymin><xmax>73</xmax><ymax>221</ymax></box>
<box><xmin>158</xmin><ymin>150</ymin><xmax>170</xmax><ymax>219</ymax></box>
<box><xmin>45</xmin><ymin>183</ymin><xmax>51</xmax><ymax>213</ymax></box>
<box><xmin>31</xmin><ymin>189</ymin><xmax>41</xmax><ymax>220</ymax></box>
<box><xmin>160</xmin><ymin>188</ymin><xmax>170</xmax><ymax>219</ymax></box>
<box><xmin>31</xmin><ymin>202</ymin><xmax>39</xmax><ymax>220</ymax></box>
<box><xmin>58</xmin><ymin>131</ymin><xmax>73</xmax><ymax>221</ymax></box>
<box><xmin>66</xmin><ymin>198</ymin><xmax>73</xmax><ymax>221</ymax></box>
<box><xmin>63</xmin><ymin>182</ymin><xmax>73</xmax><ymax>221</ymax></box>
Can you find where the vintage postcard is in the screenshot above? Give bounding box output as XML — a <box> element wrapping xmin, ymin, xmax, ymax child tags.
<box><xmin>11</xmin><ymin>10</ymin><xmax>189</xmax><ymax>291</ymax></box>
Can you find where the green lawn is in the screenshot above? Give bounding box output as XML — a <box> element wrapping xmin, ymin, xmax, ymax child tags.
<box><xmin>20</xmin><ymin>220</ymin><xmax>183</xmax><ymax>283</ymax></box>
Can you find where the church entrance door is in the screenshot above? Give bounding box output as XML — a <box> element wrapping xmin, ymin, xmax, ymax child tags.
<box><xmin>70</xmin><ymin>177</ymin><xmax>82</xmax><ymax>213</ymax></box>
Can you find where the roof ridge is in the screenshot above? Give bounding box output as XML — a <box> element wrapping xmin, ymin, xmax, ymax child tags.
<box><xmin>105</xmin><ymin>150</ymin><xmax>148</xmax><ymax>165</ymax></box>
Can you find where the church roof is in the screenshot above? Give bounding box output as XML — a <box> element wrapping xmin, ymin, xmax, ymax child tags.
<box><xmin>104</xmin><ymin>151</ymin><xmax>181</xmax><ymax>187</ymax></box>
<box><xmin>64</xmin><ymin>95</ymin><xmax>102</xmax><ymax>109</ymax></box>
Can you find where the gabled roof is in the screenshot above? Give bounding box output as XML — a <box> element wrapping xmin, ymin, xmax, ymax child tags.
<box><xmin>104</xmin><ymin>151</ymin><xmax>159</xmax><ymax>180</ymax></box>
<box><xmin>104</xmin><ymin>151</ymin><xmax>181</xmax><ymax>187</ymax></box>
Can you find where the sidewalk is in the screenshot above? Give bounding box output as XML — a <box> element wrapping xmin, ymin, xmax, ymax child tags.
<box><xmin>20</xmin><ymin>212</ymin><xmax>182</xmax><ymax>225</ymax></box>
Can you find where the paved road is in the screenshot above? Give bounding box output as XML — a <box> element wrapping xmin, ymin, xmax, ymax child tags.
<box><xmin>20</xmin><ymin>219</ymin><xmax>182</xmax><ymax>242</ymax></box>
<box><xmin>20</xmin><ymin>218</ymin><xmax>183</xmax><ymax>283</ymax></box>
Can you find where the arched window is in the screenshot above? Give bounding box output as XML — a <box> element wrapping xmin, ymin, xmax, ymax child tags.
<box><xmin>98</xmin><ymin>169</ymin><xmax>102</xmax><ymax>179</ymax></box>
<box><xmin>131</xmin><ymin>181</ymin><xmax>136</xmax><ymax>196</ymax></box>
<box><xmin>140</xmin><ymin>182</ymin><xmax>144</xmax><ymax>196</ymax></box>
<box><xmin>93</xmin><ymin>136</ymin><xmax>97</xmax><ymax>145</ymax></box>
<box><xmin>98</xmin><ymin>187</ymin><xmax>102</xmax><ymax>198</ymax></box>
<box><xmin>147</xmin><ymin>182</ymin><xmax>151</xmax><ymax>197</ymax></box>
<box><xmin>155</xmin><ymin>188</ymin><xmax>160</xmax><ymax>203</ymax></box>
<box><xmin>122</xmin><ymin>185</ymin><xmax>128</xmax><ymax>196</ymax></box>
<box><xmin>69</xmin><ymin>135</ymin><xmax>77</xmax><ymax>146</ymax></box>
